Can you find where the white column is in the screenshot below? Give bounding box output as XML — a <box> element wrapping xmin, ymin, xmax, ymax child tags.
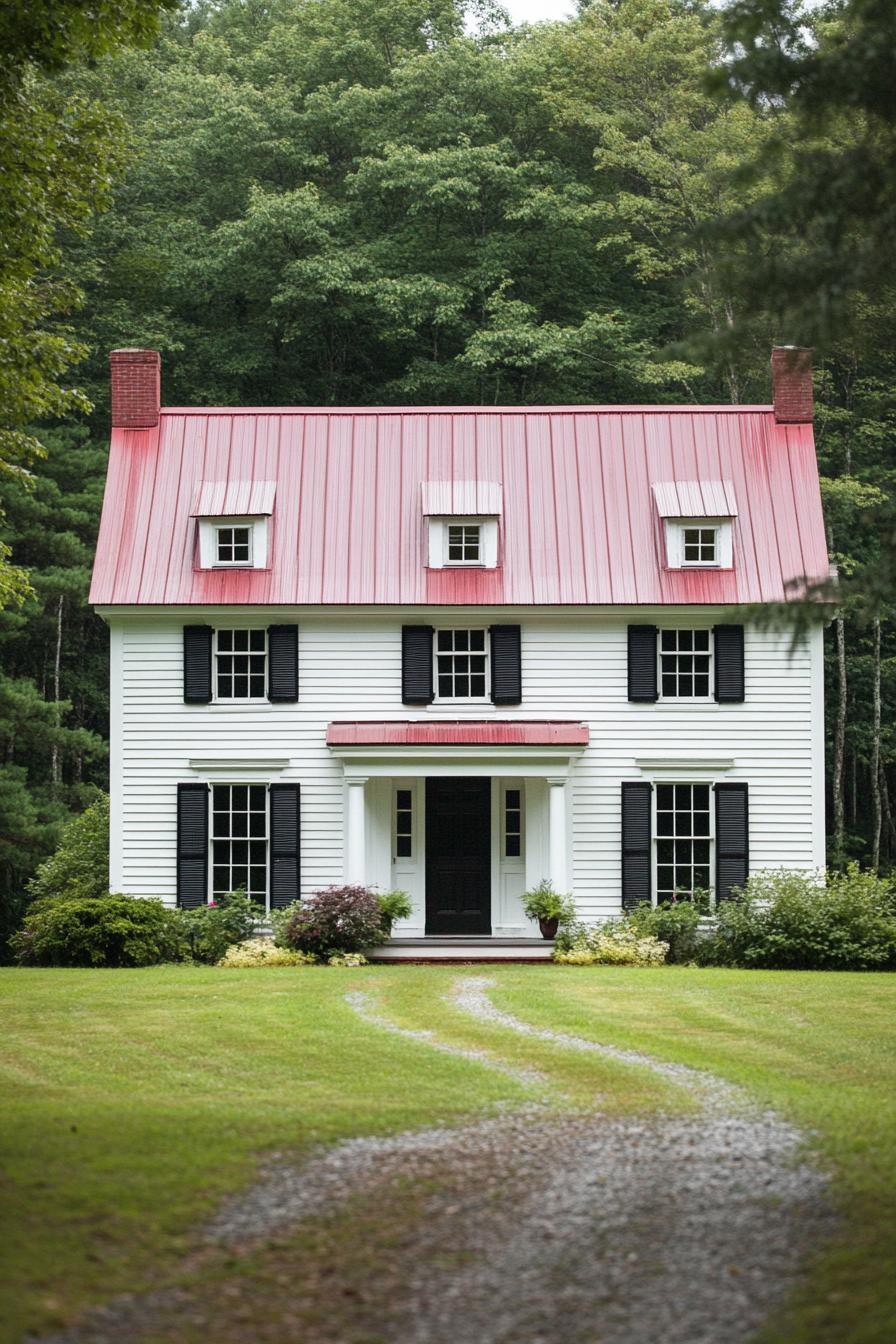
<box><xmin>547</xmin><ymin>776</ymin><xmax>568</xmax><ymax>893</ymax></box>
<box><xmin>345</xmin><ymin>776</ymin><xmax>368</xmax><ymax>884</ymax></box>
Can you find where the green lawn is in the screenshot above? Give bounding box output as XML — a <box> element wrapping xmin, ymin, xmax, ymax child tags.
<box><xmin>1</xmin><ymin>965</ymin><xmax>895</xmax><ymax>1343</ymax></box>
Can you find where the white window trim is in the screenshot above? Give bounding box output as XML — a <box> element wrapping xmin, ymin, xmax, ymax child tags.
<box><xmin>427</xmin><ymin>517</ymin><xmax>499</xmax><ymax>569</ymax></box>
<box><xmin>652</xmin><ymin>780</ymin><xmax>715</xmax><ymax>909</ymax></box>
<box><xmin>213</xmin><ymin>627</ymin><xmax>269</xmax><ymax>704</ymax></box>
<box><xmin>445</xmin><ymin>521</ymin><xmax>483</xmax><ymax>566</ymax></box>
<box><xmin>433</xmin><ymin>626</ymin><xmax>491</xmax><ymax>704</ymax></box>
<box><xmin>214</xmin><ymin>522</ymin><xmax>254</xmax><ymax>567</ymax></box>
<box><xmin>209</xmin><ymin>781</ymin><xmax>270</xmax><ymax>912</ymax></box>
<box><xmin>657</xmin><ymin>627</ymin><xmax>714</xmax><ymax>703</ymax></box>
<box><xmin>197</xmin><ymin>515</ymin><xmax>269</xmax><ymax>570</ymax></box>
<box><xmin>663</xmin><ymin>518</ymin><xmax>732</xmax><ymax>570</ymax></box>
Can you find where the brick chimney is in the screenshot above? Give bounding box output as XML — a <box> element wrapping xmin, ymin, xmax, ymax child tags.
<box><xmin>110</xmin><ymin>348</ymin><xmax>161</xmax><ymax>429</ymax></box>
<box><xmin>771</xmin><ymin>345</ymin><xmax>813</xmax><ymax>423</ymax></box>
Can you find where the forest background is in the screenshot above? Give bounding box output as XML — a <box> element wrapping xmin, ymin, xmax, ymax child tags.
<box><xmin>1</xmin><ymin>0</ymin><xmax>893</xmax><ymax>945</ymax></box>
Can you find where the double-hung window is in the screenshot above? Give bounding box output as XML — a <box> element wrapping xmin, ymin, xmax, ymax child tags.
<box><xmin>655</xmin><ymin>783</ymin><xmax>712</xmax><ymax>902</ymax></box>
<box><xmin>215</xmin><ymin>629</ymin><xmax>267</xmax><ymax>701</ymax></box>
<box><xmin>211</xmin><ymin>784</ymin><xmax>268</xmax><ymax>907</ymax></box>
<box><xmin>435</xmin><ymin>628</ymin><xmax>489</xmax><ymax>700</ymax></box>
<box><xmin>659</xmin><ymin>629</ymin><xmax>712</xmax><ymax>699</ymax></box>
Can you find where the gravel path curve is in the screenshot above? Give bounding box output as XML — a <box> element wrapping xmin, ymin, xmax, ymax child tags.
<box><xmin>30</xmin><ymin>978</ymin><xmax>834</xmax><ymax>1344</ymax></box>
<box><xmin>451</xmin><ymin>974</ymin><xmax>745</xmax><ymax>1112</ymax></box>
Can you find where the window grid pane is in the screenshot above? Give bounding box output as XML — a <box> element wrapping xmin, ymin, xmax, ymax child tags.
<box><xmin>395</xmin><ymin>788</ymin><xmax>413</xmax><ymax>860</ymax></box>
<box><xmin>211</xmin><ymin>784</ymin><xmax>268</xmax><ymax>907</ymax></box>
<box><xmin>504</xmin><ymin>787</ymin><xmax>522</xmax><ymax>859</ymax></box>
<box><xmin>215</xmin><ymin>628</ymin><xmax>267</xmax><ymax>700</ymax></box>
<box><xmin>683</xmin><ymin>527</ymin><xmax>716</xmax><ymax>564</ymax></box>
<box><xmin>435</xmin><ymin>628</ymin><xmax>488</xmax><ymax>699</ymax></box>
<box><xmin>655</xmin><ymin>783</ymin><xmax>712</xmax><ymax>902</ymax></box>
<box><xmin>659</xmin><ymin>628</ymin><xmax>712</xmax><ymax>699</ymax></box>
<box><xmin>447</xmin><ymin>524</ymin><xmax>481</xmax><ymax>562</ymax></box>
<box><xmin>216</xmin><ymin>525</ymin><xmax>252</xmax><ymax>565</ymax></box>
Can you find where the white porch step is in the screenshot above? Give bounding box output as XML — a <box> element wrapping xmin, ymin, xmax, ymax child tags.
<box><xmin>367</xmin><ymin>937</ymin><xmax>555</xmax><ymax>962</ymax></box>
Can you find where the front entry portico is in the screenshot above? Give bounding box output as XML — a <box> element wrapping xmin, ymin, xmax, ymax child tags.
<box><xmin>326</xmin><ymin>719</ymin><xmax>588</xmax><ymax>942</ymax></box>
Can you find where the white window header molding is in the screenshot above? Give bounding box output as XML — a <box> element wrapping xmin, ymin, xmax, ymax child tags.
<box><xmin>188</xmin><ymin>756</ymin><xmax>289</xmax><ymax>774</ymax></box>
<box><xmin>197</xmin><ymin>516</ymin><xmax>269</xmax><ymax>569</ymax></box>
<box><xmin>421</xmin><ymin>480</ymin><xmax>502</xmax><ymax>516</ymax></box>
<box><xmin>635</xmin><ymin>756</ymin><xmax>734</xmax><ymax>777</ymax></box>
<box><xmin>428</xmin><ymin>517</ymin><xmax>499</xmax><ymax>569</ymax></box>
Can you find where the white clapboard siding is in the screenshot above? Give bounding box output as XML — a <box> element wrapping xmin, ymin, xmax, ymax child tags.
<box><xmin>110</xmin><ymin>611</ymin><xmax>825</xmax><ymax>916</ymax></box>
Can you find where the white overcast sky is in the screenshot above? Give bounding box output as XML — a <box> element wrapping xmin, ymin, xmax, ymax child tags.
<box><xmin>499</xmin><ymin>0</ymin><xmax>575</xmax><ymax>19</ymax></box>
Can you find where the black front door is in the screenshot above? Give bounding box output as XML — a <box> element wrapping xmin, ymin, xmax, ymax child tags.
<box><xmin>425</xmin><ymin>777</ymin><xmax>491</xmax><ymax>935</ymax></box>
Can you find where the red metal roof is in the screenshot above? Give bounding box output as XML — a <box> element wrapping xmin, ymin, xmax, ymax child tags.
<box><xmin>327</xmin><ymin>720</ymin><xmax>590</xmax><ymax>746</ymax></box>
<box><xmin>90</xmin><ymin>405</ymin><xmax>829</xmax><ymax>607</ymax></box>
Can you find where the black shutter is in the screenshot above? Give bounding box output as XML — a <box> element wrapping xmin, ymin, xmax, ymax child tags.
<box><xmin>183</xmin><ymin>626</ymin><xmax>212</xmax><ymax>703</ymax></box>
<box><xmin>490</xmin><ymin>624</ymin><xmax>522</xmax><ymax>705</ymax></box>
<box><xmin>627</xmin><ymin>625</ymin><xmax>658</xmax><ymax>702</ymax></box>
<box><xmin>714</xmin><ymin>625</ymin><xmax>745</xmax><ymax>703</ymax></box>
<box><xmin>269</xmin><ymin>783</ymin><xmax>300</xmax><ymax>909</ymax></box>
<box><xmin>402</xmin><ymin>625</ymin><xmax>434</xmax><ymax>704</ymax></box>
<box><xmin>715</xmin><ymin>783</ymin><xmax>749</xmax><ymax>901</ymax></box>
<box><xmin>177</xmin><ymin>783</ymin><xmax>209</xmax><ymax>908</ymax></box>
<box><xmin>621</xmin><ymin>781</ymin><xmax>652</xmax><ymax>909</ymax></box>
<box><xmin>268</xmin><ymin>625</ymin><xmax>299</xmax><ymax>702</ymax></box>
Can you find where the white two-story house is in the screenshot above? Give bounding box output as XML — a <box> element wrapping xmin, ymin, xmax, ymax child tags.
<box><xmin>90</xmin><ymin>346</ymin><xmax>829</xmax><ymax>956</ymax></box>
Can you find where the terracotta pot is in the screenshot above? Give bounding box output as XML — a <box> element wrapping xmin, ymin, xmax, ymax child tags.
<box><xmin>538</xmin><ymin>916</ymin><xmax>560</xmax><ymax>940</ymax></box>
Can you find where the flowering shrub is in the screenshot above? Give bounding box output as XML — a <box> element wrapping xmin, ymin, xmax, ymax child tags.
<box><xmin>327</xmin><ymin>951</ymin><xmax>368</xmax><ymax>967</ymax></box>
<box><xmin>626</xmin><ymin>898</ymin><xmax>705</xmax><ymax>964</ymax></box>
<box><xmin>697</xmin><ymin>866</ymin><xmax>896</xmax><ymax>970</ymax></box>
<box><xmin>554</xmin><ymin>919</ymin><xmax>668</xmax><ymax>967</ymax></box>
<box><xmin>279</xmin><ymin>885</ymin><xmax>387</xmax><ymax>959</ymax></box>
<box><xmin>179</xmin><ymin>891</ymin><xmax>262</xmax><ymax>964</ymax></box>
<box><xmin>11</xmin><ymin>894</ymin><xmax>185</xmax><ymax>967</ymax></box>
<box><xmin>217</xmin><ymin>938</ymin><xmax>314</xmax><ymax>968</ymax></box>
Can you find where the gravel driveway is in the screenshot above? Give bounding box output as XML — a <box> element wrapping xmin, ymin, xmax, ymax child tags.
<box><xmin>31</xmin><ymin>976</ymin><xmax>833</xmax><ymax>1344</ymax></box>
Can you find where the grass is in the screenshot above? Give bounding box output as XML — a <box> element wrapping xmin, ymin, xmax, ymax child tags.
<box><xmin>1</xmin><ymin>965</ymin><xmax>895</xmax><ymax>1343</ymax></box>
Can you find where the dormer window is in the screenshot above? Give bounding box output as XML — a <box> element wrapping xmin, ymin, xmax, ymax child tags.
<box><xmin>682</xmin><ymin>526</ymin><xmax>717</xmax><ymax>565</ymax></box>
<box><xmin>651</xmin><ymin>480</ymin><xmax>737</xmax><ymax>571</ymax></box>
<box><xmin>216</xmin><ymin>524</ymin><xmax>253</xmax><ymax>566</ymax></box>
<box><xmin>421</xmin><ymin>480</ymin><xmax>502</xmax><ymax>570</ymax></box>
<box><xmin>447</xmin><ymin>523</ymin><xmax>481</xmax><ymax>564</ymax></box>
<box><xmin>190</xmin><ymin>479</ymin><xmax>276</xmax><ymax>572</ymax></box>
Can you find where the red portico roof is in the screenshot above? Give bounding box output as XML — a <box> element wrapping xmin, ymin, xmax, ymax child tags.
<box><xmin>90</xmin><ymin>403</ymin><xmax>829</xmax><ymax>607</ymax></box>
<box><xmin>326</xmin><ymin>720</ymin><xmax>590</xmax><ymax>747</ymax></box>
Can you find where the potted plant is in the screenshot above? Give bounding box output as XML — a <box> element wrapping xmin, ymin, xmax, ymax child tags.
<box><xmin>377</xmin><ymin>889</ymin><xmax>414</xmax><ymax>935</ymax></box>
<box><xmin>521</xmin><ymin>880</ymin><xmax>576</xmax><ymax>940</ymax></box>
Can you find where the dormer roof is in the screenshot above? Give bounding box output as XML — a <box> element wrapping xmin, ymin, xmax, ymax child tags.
<box><xmin>190</xmin><ymin>479</ymin><xmax>276</xmax><ymax>517</ymax></box>
<box><xmin>651</xmin><ymin>479</ymin><xmax>738</xmax><ymax>519</ymax></box>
